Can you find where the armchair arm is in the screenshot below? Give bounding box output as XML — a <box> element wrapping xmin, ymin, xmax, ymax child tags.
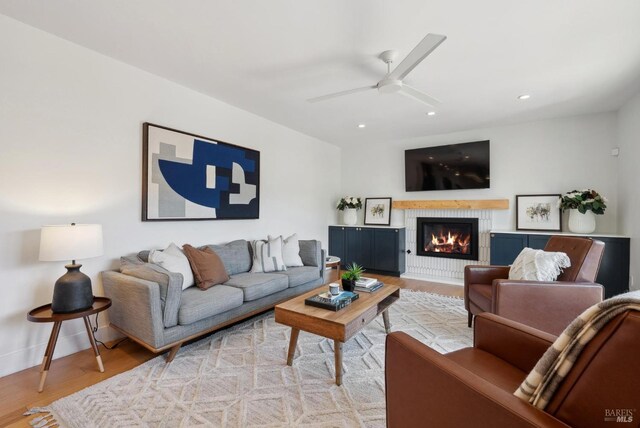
<box><xmin>102</xmin><ymin>271</ymin><xmax>165</xmax><ymax>349</ymax></box>
<box><xmin>474</xmin><ymin>313</ymin><xmax>556</xmax><ymax>373</ymax></box>
<box><xmin>385</xmin><ymin>332</ymin><xmax>569</xmax><ymax>428</ymax></box>
<box><xmin>492</xmin><ymin>280</ymin><xmax>604</xmax><ymax>336</ymax></box>
<box><xmin>464</xmin><ymin>265</ymin><xmax>510</xmax><ymax>310</ymax></box>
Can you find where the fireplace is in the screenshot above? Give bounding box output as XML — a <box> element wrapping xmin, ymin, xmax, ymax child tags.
<box><xmin>417</xmin><ymin>217</ymin><xmax>479</xmax><ymax>260</ymax></box>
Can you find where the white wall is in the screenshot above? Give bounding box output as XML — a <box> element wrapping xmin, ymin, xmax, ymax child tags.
<box><xmin>341</xmin><ymin>113</ymin><xmax>619</xmax><ymax>234</ymax></box>
<box><xmin>0</xmin><ymin>15</ymin><xmax>341</xmax><ymax>377</ymax></box>
<box><xmin>617</xmin><ymin>90</ymin><xmax>640</xmax><ymax>290</ymax></box>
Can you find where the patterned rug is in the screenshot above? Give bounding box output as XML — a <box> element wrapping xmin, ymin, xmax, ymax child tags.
<box><xmin>29</xmin><ymin>290</ymin><xmax>472</xmax><ymax>427</ymax></box>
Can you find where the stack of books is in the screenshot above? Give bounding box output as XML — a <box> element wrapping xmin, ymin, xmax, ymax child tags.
<box><xmin>354</xmin><ymin>277</ymin><xmax>384</xmax><ymax>293</ymax></box>
<box><xmin>305</xmin><ymin>291</ymin><xmax>359</xmax><ymax>311</ymax></box>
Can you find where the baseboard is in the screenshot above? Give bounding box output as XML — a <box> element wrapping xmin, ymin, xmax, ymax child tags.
<box><xmin>0</xmin><ymin>324</ymin><xmax>122</xmax><ymax>378</ymax></box>
<box><xmin>400</xmin><ymin>273</ymin><xmax>464</xmax><ymax>286</ymax></box>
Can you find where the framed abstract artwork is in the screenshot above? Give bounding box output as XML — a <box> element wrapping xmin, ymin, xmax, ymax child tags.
<box><xmin>515</xmin><ymin>194</ymin><xmax>561</xmax><ymax>231</ymax></box>
<box><xmin>142</xmin><ymin>123</ymin><xmax>260</xmax><ymax>221</ymax></box>
<box><xmin>364</xmin><ymin>197</ymin><xmax>392</xmax><ymax>226</ymax></box>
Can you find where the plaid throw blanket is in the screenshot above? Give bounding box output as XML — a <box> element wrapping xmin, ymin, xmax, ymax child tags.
<box><xmin>515</xmin><ymin>290</ymin><xmax>640</xmax><ymax>409</ymax></box>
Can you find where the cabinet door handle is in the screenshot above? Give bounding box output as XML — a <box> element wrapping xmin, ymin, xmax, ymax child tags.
<box><xmin>395</xmin><ymin>229</ymin><xmax>398</xmax><ymax>232</ymax></box>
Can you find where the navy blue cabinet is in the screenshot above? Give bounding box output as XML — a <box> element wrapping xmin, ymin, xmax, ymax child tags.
<box><xmin>329</xmin><ymin>226</ymin><xmax>406</xmax><ymax>276</ymax></box>
<box><xmin>490</xmin><ymin>232</ymin><xmax>630</xmax><ymax>298</ymax></box>
<box><xmin>490</xmin><ymin>234</ymin><xmax>527</xmax><ymax>265</ymax></box>
<box><xmin>345</xmin><ymin>227</ymin><xmax>374</xmax><ymax>268</ymax></box>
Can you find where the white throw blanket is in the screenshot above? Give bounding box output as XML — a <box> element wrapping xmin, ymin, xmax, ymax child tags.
<box><xmin>508</xmin><ymin>247</ymin><xmax>571</xmax><ymax>281</ymax></box>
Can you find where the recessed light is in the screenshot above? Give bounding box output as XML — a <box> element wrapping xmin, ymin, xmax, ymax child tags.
<box><xmin>358</xmin><ymin>124</ymin><xmax>366</xmax><ymax>128</ymax></box>
<box><xmin>517</xmin><ymin>94</ymin><xmax>531</xmax><ymax>100</ymax></box>
<box><xmin>427</xmin><ymin>111</ymin><xmax>436</xmax><ymax>116</ymax></box>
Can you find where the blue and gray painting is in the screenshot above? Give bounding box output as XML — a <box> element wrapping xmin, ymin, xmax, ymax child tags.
<box><xmin>152</xmin><ymin>139</ymin><xmax>259</xmax><ymax>218</ymax></box>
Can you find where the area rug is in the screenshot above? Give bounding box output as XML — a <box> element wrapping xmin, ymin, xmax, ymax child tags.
<box><xmin>29</xmin><ymin>290</ymin><xmax>472</xmax><ymax>427</ymax></box>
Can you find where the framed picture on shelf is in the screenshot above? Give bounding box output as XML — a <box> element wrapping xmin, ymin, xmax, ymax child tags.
<box><xmin>516</xmin><ymin>194</ymin><xmax>562</xmax><ymax>231</ymax></box>
<box><xmin>364</xmin><ymin>197</ymin><xmax>392</xmax><ymax>226</ymax></box>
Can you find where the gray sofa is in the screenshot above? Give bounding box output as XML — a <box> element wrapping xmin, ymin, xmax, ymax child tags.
<box><xmin>102</xmin><ymin>239</ymin><xmax>325</xmax><ymax>360</ymax></box>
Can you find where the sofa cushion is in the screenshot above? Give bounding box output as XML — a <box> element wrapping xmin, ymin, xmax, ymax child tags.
<box><xmin>280</xmin><ymin>266</ymin><xmax>321</xmax><ymax>288</ymax></box>
<box><xmin>149</xmin><ymin>243</ymin><xmax>195</xmax><ymax>290</ymax></box>
<box><xmin>268</xmin><ymin>233</ymin><xmax>304</xmax><ymax>267</ymax></box>
<box><xmin>299</xmin><ymin>240</ymin><xmax>321</xmax><ymax>267</ymax></box>
<box><xmin>203</xmin><ymin>240</ymin><xmax>252</xmax><ymax>275</ymax></box>
<box><xmin>250</xmin><ymin>237</ymin><xmax>287</xmax><ymax>273</ymax></box>
<box><xmin>224</xmin><ymin>272</ymin><xmax>288</xmax><ymax>301</ymax></box>
<box><xmin>183</xmin><ymin>244</ymin><xmax>230</xmax><ymax>289</ymax></box>
<box><xmin>120</xmin><ymin>258</ymin><xmax>183</xmax><ymax>328</ymax></box>
<box><xmin>178</xmin><ymin>285</ymin><xmax>244</xmax><ymax>325</ymax></box>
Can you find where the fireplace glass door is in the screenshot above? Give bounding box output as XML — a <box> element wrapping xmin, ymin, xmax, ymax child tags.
<box><xmin>417</xmin><ymin>217</ymin><xmax>479</xmax><ymax>260</ymax></box>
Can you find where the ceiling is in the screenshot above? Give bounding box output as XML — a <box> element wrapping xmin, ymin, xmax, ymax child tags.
<box><xmin>1</xmin><ymin>1</ymin><xmax>640</xmax><ymax>146</ymax></box>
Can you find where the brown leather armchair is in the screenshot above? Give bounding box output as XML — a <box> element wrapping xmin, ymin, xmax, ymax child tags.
<box><xmin>465</xmin><ymin>236</ymin><xmax>605</xmax><ymax>335</ymax></box>
<box><xmin>385</xmin><ymin>311</ymin><xmax>640</xmax><ymax>428</ymax></box>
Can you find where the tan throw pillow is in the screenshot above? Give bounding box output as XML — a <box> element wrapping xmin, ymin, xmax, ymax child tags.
<box><xmin>182</xmin><ymin>244</ymin><xmax>230</xmax><ymax>290</ymax></box>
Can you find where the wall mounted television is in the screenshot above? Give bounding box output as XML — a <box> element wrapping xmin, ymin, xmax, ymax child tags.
<box><xmin>405</xmin><ymin>140</ymin><xmax>490</xmax><ymax>191</ymax></box>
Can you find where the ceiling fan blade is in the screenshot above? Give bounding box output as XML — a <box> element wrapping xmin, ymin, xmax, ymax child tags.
<box><xmin>399</xmin><ymin>84</ymin><xmax>442</xmax><ymax>108</ymax></box>
<box><xmin>387</xmin><ymin>33</ymin><xmax>446</xmax><ymax>81</ymax></box>
<box><xmin>307</xmin><ymin>85</ymin><xmax>376</xmax><ymax>103</ymax></box>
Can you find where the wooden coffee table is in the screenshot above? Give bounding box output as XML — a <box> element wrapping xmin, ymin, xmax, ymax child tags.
<box><xmin>275</xmin><ymin>283</ymin><xmax>400</xmax><ymax>385</ymax></box>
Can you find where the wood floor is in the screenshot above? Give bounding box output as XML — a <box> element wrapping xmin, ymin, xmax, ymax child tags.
<box><xmin>0</xmin><ymin>271</ymin><xmax>463</xmax><ymax>427</ymax></box>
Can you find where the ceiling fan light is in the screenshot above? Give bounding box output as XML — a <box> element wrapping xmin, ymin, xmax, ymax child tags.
<box><xmin>517</xmin><ymin>94</ymin><xmax>531</xmax><ymax>100</ymax></box>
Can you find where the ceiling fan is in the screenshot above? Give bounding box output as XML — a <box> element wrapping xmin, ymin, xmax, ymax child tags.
<box><xmin>307</xmin><ymin>33</ymin><xmax>446</xmax><ymax>108</ymax></box>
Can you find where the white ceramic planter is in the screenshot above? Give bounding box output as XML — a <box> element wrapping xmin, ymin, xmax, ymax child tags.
<box><xmin>342</xmin><ymin>208</ymin><xmax>357</xmax><ymax>225</ymax></box>
<box><xmin>568</xmin><ymin>209</ymin><xmax>596</xmax><ymax>234</ymax></box>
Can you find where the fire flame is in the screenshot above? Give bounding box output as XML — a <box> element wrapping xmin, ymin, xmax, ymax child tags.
<box><xmin>426</xmin><ymin>230</ymin><xmax>471</xmax><ymax>254</ymax></box>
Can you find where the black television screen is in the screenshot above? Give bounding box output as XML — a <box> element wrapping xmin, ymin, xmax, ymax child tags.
<box><xmin>405</xmin><ymin>140</ymin><xmax>490</xmax><ymax>191</ymax></box>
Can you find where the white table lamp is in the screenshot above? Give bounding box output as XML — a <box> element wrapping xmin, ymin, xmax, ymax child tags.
<box><xmin>39</xmin><ymin>223</ymin><xmax>103</xmax><ymax>313</ymax></box>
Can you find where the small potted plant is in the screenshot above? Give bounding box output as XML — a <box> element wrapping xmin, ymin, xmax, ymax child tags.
<box><xmin>341</xmin><ymin>263</ymin><xmax>364</xmax><ymax>292</ymax></box>
<box><xmin>336</xmin><ymin>197</ymin><xmax>362</xmax><ymax>225</ymax></box>
<box><xmin>559</xmin><ymin>189</ymin><xmax>607</xmax><ymax>234</ymax></box>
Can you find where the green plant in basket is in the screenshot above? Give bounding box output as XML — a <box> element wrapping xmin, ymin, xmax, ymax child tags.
<box><xmin>341</xmin><ymin>263</ymin><xmax>364</xmax><ymax>281</ymax></box>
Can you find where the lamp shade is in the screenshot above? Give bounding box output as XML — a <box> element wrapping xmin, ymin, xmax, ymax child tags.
<box><xmin>39</xmin><ymin>224</ymin><xmax>104</xmax><ymax>262</ymax></box>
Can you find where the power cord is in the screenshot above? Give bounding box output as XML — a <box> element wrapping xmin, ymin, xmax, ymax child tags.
<box><xmin>89</xmin><ymin>313</ymin><xmax>128</xmax><ymax>350</ymax></box>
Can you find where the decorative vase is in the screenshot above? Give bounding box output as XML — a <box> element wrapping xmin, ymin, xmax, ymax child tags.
<box><xmin>342</xmin><ymin>208</ymin><xmax>357</xmax><ymax>225</ymax></box>
<box><xmin>341</xmin><ymin>278</ymin><xmax>355</xmax><ymax>292</ymax></box>
<box><xmin>568</xmin><ymin>209</ymin><xmax>596</xmax><ymax>234</ymax></box>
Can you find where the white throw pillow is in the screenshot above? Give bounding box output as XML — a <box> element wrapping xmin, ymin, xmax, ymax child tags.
<box><xmin>149</xmin><ymin>243</ymin><xmax>195</xmax><ymax>290</ymax></box>
<box><xmin>268</xmin><ymin>233</ymin><xmax>304</xmax><ymax>267</ymax></box>
<box><xmin>251</xmin><ymin>236</ymin><xmax>287</xmax><ymax>273</ymax></box>
<box><xmin>508</xmin><ymin>247</ymin><xmax>571</xmax><ymax>282</ymax></box>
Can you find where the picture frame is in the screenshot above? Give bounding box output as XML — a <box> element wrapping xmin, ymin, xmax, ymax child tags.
<box><xmin>515</xmin><ymin>194</ymin><xmax>562</xmax><ymax>231</ymax></box>
<box><xmin>364</xmin><ymin>197</ymin><xmax>392</xmax><ymax>226</ymax></box>
<box><xmin>142</xmin><ymin>123</ymin><xmax>260</xmax><ymax>221</ymax></box>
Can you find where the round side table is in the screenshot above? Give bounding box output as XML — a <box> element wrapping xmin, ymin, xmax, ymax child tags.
<box><xmin>27</xmin><ymin>296</ymin><xmax>111</xmax><ymax>392</ymax></box>
<box><xmin>325</xmin><ymin>256</ymin><xmax>341</xmax><ymax>280</ymax></box>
